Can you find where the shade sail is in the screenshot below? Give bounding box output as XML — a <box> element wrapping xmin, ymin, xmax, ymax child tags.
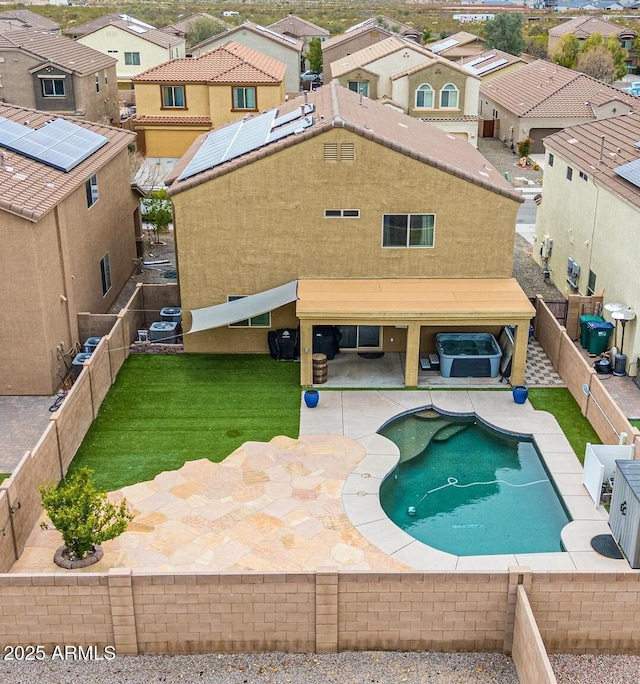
<box><xmin>187</xmin><ymin>281</ymin><xmax>297</xmax><ymax>334</ymax></box>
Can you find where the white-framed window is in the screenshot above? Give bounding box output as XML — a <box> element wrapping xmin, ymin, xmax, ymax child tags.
<box><xmin>162</xmin><ymin>85</ymin><xmax>185</xmax><ymax>108</ymax></box>
<box><xmin>227</xmin><ymin>296</ymin><xmax>271</xmax><ymax>328</ymax></box>
<box><xmin>415</xmin><ymin>83</ymin><xmax>434</xmax><ymax>109</ymax></box>
<box><xmin>85</xmin><ymin>175</ymin><xmax>99</xmax><ymax>208</ymax></box>
<box><xmin>232</xmin><ymin>86</ymin><xmax>256</xmax><ymax>110</ymax></box>
<box><xmin>348</xmin><ymin>81</ymin><xmax>369</xmax><ymax>96</ymax></box>
<box><xmin>95</xmin><ymin>73</ymin><xmax>100</xmax><ymax>93</ymax></box>
<box><xmin>324</xmin><ymin>209</ymin><xmax>360</xmax><ymax>218</ymax></box>
<box><xmin>439</xmin><ymin>83</ymin><xmax>458</xmax><ymax>109</ymax></box>
<box><xmin>100</xmin><ymin>253</ymin><xmax>111</xmax><ymax>296</ymax></box>
<box><xmin>382</xmin><ymin>214</ymin><xmax>435</xmax><ymax>248</ymax></box>
<box><xmin>566</xmin><ymin>166</ymin><xmax>573</xmax><ymax>181</ymax></box>
<box><xmin>41</xmin><ymin>78</ymin><xmax>65</xmax><ymax>97</ymax></box>
<box><xmin>124</xmin><ymin>52</ymin><xmax>141</xmax><ymax>66</ymax></box>
<box><xmin>548</xmin><ymin>153</ymin><xmax>554</xmax><ymax>167</ymax></box>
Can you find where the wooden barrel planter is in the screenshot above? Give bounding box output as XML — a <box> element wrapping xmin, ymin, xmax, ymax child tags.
<box><xmin>312</xmin><ymin>353</ymin><xmax>328</xmax><ymax>384</ymax></box>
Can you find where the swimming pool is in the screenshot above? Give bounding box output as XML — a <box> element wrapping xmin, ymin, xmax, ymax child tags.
<box><xmin>379</xmin><ymin>410</ymin><xmax>570</xmax><ymax>556</ymax></box>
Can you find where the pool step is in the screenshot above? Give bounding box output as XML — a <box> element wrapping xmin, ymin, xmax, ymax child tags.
<box><xmin>432</xmin><ymin>423</ymin><xmax>470</xmax><ymax>443</ymax></box>
<box><xmin>398</xmin><ymin>418</ymin><xmax>449</xmax><ymax>463</ymax></box>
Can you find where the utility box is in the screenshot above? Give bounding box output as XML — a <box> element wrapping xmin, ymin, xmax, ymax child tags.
<box><xmin>609</xmin><ymin>460</ymin><xmax>640</xmax><ymax>568</ymax></box>
<box><xmin>71</xmin><ymin>352</ymin><xmax>92</xmax><ymax>381</ymax></box>
<box><xmin>83</xmin><ymin>336</ymin><xmax>102</xmax><ymax>354</ymax></box>
<box><xmin>160</xmin><ymin>307</ymin><xmax>182</xmax><ymax>324</ymax></box>
<box><xmin>149</xmin><ymin>321</ymin><xmax>179</xmax><ymax>343</ymax></box>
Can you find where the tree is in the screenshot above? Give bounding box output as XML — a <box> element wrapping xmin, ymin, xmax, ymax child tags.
<box><xmin>186</xmin><ymin>17</ymin><xmax>225</xmax><ymax>46</ymax></box>
<box><xmin>484</xmin><ymin>13</ymin><xmax>525</xmax><ymax>56</ymax></box>
<box><xmin>422</xmin><ymin>28</ymin><xmax>432</xmax><ymax>43</ymax></box>
<box><xmin>552</xmin><ymin>35</ymin><xmax>581</xmax><ymax>68</ymax></box>
<box><xmin>306</xmin><ymin>37</ymin><xmax>323</xmax><ymax>75</ymax></box>
<box><xmin>603</xmin><ymin>35</ymin><xmax>629</xmax><ymax>81</ymax></box>
<box><xmin>525</xmin><ymin>35</ymin><xmax>548</xmax><ymax>60</ymax></box>
<box><xmin>576</xmin><ymin>45</ymin><xmax>616</xmax><ymax>83</ymax></box>
<box><xmin>143</xmin><ymin>188</ymin><xmax>173</xmax><ymax>244</ymax></box>
<box><xmin>40</xmin><ymin>467</ymin><xmax>133</xmax><ymax>560</ymax></box>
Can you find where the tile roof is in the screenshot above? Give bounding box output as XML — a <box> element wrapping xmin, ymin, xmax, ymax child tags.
<box><xmin>192</xmin><ymin>22</ymin><xmax>303</xmax><ymax>55</ymax></box>
<box><xmin>101</xmin><ymin>20</ymin><xmax>184</xmax><ymax>49</ymax></box>
<box><xmin>0</xmin><ymin>28</ymin><xmax>116</xmax><ymax>74</ymax></box>
<box><xmin>65</xmin><ymin>13</ymin><xmax>154</xmax><ymax>37</ymax></box>
<box><xmin>166</xmin><ymin>82</ymin><xmax>521</xmax><ymax>205</ymax></box>
<box><xmin>480</xmin><ymin>60</ymin><xmax>639</xmax><ymax>118</ymax></box>
<box><xmin>543</xmin><ymin>112</ymin><xmax>640</xmax><ymax>210</ymax></box>
<box><xmin>345</xmin><ymin>15</ymin><xmax>421</xmax><ymax>39</ymax></box>
<box><xmin>0</xmin><ymin>9</ymin><xmax>59</xmax><ymax>31</ymax></box>
<box><xmin>267</xmin><ymin>14</ymin><xmax>329</xmax><ymax>38</ymax></box>
<box><xmin>0</xmin><ymin>103</ymin><xmax>134</xmax><ymax>222</ymax></box>
<box><xmin>460</xmin><ymin>49</ymin><xmax>525</xmax><ymax>76</ymax></box>
<box><xmin>323</xmin><ymin>23</ymin><xmax>396</xmax><ymax>50</ymax></box>
<box><xmin>426</xmin><ymin>31</ymin><xmax>484</xmax><ymax>52</ymax></box>
<box><xmin>161</xmin><ymin>13</ymin><xmax>223</xmax><ymax>36</ymax></box>
<box><xmin>133</xmin><ymin>41</ymin><xmax>286</xmax><ymax>83</ymax></box>
<box><xmin>134</xmin><ymin>115</ymin><xmax>212</xmax><ymax>125</ymax></box>
<box><xmin>549</xmin><ymin>16</ymin><xmax>636</xmax><ymax>38</ymax></box>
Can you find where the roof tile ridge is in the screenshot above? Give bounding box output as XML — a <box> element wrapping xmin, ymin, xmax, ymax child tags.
<box><xmin>330</xmin><ymin>81</ymin><xmax>342</xmax><ymax>123</ymax></box>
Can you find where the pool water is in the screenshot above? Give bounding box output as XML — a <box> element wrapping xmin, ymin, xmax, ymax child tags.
<box><xmin>379</xmin><ymin>412</ymin><xmax>570</xmax><ymax>556</ymax></box>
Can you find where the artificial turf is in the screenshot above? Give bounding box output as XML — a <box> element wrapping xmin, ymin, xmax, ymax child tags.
<box><xmin>69</xmin><ymin>354</ymin><xmax>301</xmax><ymax>491</ymax></box>
<box><xmin>527</xmin><ymin>387</ymin><xmax>601</xmax><ymax>464</ymax></box>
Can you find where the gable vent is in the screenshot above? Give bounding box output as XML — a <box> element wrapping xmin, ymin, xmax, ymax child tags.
<box><xmin>340</xmin><ymin>142</ymin><xmax>355</xmax><ymax>162</ymax></box>
<box><xmin>324</xmin><ymin>142</ymin><xmax>338</xmax><ymax>162</ymax></box>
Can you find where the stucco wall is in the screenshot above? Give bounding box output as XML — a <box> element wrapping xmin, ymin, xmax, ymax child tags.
<box><xmin>172</xmin><ymin>127</ymin><xmax>518</xmax><ymax>353</ymax></box>
<box><xmin>324</xmin><ymin>31</ymin><xmax>389</xmax><ymax>80</ymax></box>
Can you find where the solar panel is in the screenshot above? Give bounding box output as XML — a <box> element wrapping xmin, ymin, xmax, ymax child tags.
<box><xmin>255</xmin><ymin>24</ymin><xmax>298</xmax><ymax>45</ymax></box>
<box><xmin>428</xmin><ymin>38</ymin><xmax>458</xmax><ymax>54</ymax></box>
<box><xmin>266</xmin><ymin>116</ymin><xmax>313</xmax><ymax>144</ymax></box>
<box><xmin>272</xmin><ymin>103</ymin><xmax>314</xmax><ymax>128</ymax></box>
<box><xmin>465</xmin><ymin>54</ymin><xmax>495</xmax><ymax>68</ymax></box>
<box><xmin>613</xmin><ymin>158</ymin><xmax>640</xmax><ymax>189</ymax></box>
<box><xmin>474</xmin><ymin>58</ymin><xmax>509</xmax><ymax>75</ymax></box>
<box><xmin>224</xmin><ymin>110</ymin><xmax>276</xmax><ymax>161</ymax></box>
<box><xmin>177</xmin><ymin>119</ymin><xmax>242</xmax><ymax>181</ymax></box>
<box><xmin>0</xmin><ymin>116</ymin><xmax>108</xmax><ymax>172</ymax></box>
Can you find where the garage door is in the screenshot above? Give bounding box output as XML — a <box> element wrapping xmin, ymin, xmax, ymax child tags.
<box><xmin>528</xmin><ymin>128</ymin><xmax>562</xmax><ymax>154</ymax></box>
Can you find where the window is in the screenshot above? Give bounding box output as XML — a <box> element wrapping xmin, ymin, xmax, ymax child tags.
<box><xmin>439</xmin><ymin>83</ymin><xmax>459</xmax><ymax>109</ymax></box>
<box><xmin>338</xmin><ymin>325</ymin><xmax>381</xmax><ymax>350</ymax></box>
<box><xmin>100</xmin><ymin>254</ymin><xmax>111</xmax><ymax>296</ymax></box>
<box><xmin>621</xmin><ymin>39</ymin><xmax>632</xmax><ymax>49</ymax></box>
<box><xmin>124</xmin><ymin>52</ymin><xmax>140</xmax><ymax>66</ymax></box>
<box><xmin>85</xmin><ymin>175</ymin><xmax>99</xmax><ymax>208</ymax></box>
<box><xmin>41</xmin><ymin>78</ymin><xmax>65</xmax><ymax>97</ymax></box>
<box><xmin>95</xmin><ymin>73</ymin><xmax>100</xmax><ymax>93</ymax></box>
<box><xmin>104</xmin><ymin>69</ymin><xmax>108</xmax><ymax>85</ymax></box>
<box><xmin>227</xmin><ymin>296</ymin><xmax>270</xmax><ymax>327</ymax></box>
<box><xmin>566</xmin><ymin>166</ymin><xmax>573</xmax><ymax>181</ymax></box>
<box><xmin>162</xmin><ymin>85</ymin><xmax>185</xmax><ymax>108</ymax></box>
<box><xmin>415</xmin><ymin>83</ymin><xmax>434</xmax><ymax>109</ymax></box>
<box><xmin>587</xmin><ymin>270</ymin><xmax>596</xmax><ymax>297</ymax></box>
<box><xmin>382</xmin><ymin>214</ymin><xmax>435</xmax><ymax>248</ymax></box>
<box><xmin>548</xmin><ymin>153</ymin><xmax>554</xmax><ymax>167</ymax></box>
<box><xmin>232</xmin><ymin>86</ymin><xmax>256</xmax><ymax>110</ymax></box>
<box><xmin>324</xmin><ymin>209</ymin><xmax>360</xmax><ymax>218</ymax></box>
<box><xmin>579</xmin><ymin>170</ymin><xmax>588</xmax><ymax>181</ymax></box>
<box><xmin>348</xmin><ymin>81</ymin><xmax>369</xmax><ymax>97</ymax></box>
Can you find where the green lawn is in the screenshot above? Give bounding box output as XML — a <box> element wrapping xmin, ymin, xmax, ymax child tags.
<box><xmin>0</xmin><ymin>474</ymin><xmax>8</xmax><ymax>484</ymax></box>
<box><xmin>69</xmin><ymin>355</ymin><xmax>300</xmax><ymax>491</ymax></box>
<box><xmin>528</xmin><ymin>388</ymin><xmax>601</xmax><ymax>464</ymax></box>
<box><xmin>631</xmin><ymin>420</ymin><xmax>640</xmax><ymax>431</ymax></box>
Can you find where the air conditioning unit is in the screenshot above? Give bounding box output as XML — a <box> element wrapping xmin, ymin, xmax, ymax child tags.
<box><xmin>540</xmin><ymin>235</ymin><xmax>553</xmax><ymax>259</ymax></box>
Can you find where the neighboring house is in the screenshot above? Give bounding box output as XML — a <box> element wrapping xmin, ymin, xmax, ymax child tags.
<box><xmin>164</xmin><ymin>83</ymin><xmax>533</xmax><ymax>388</ymax></box>
<box><xmin>190</xmin><ymin>22</ymin><xmax>303</xmax><ymax>93</ymax></box>
<box><xmin>267</xmin><ymin>14</ymin><xmax>329</xmax><ymax>43</ymax></box>
<box><xmin>0</xmin><ymin>29</ymin><xmax>119</xmax><ymax>124</ymax></box>
<box><xmin>330</xmin><ymin>36</ymin><xmax>481</xmax><ymax>145</ymax></box>
<box><xmin>71</xmin><ymin>16</ymin><xmax>186</xmax><ymax>90</ymax></box>
<box><xmin>534</xmin><ymin>112</ymin><xmax>640</xmax><ymax>372</ymax></box>
<box><xmin>548</xmin><ymin>16</ymin><xmax>638</xmax><ymax>70</ymax></box>
<box><xmin>460</xmin><ymin>49</ymin><xmax>527</xmax><ymax>81</ymax></box>
<box><xmin>479</xmin><ymin>60</ymin><xmax>638</xmax><ymax>152</ymax></box>
<box><xmin>132</xmin><ymin>41</ymin><xmax>286</xmax><ymax>157</ymax></box>
<box><xmin>425</xmin><ymin>31</ymin><xmax>486</xmax><ymax>60</ymax></box>
<box><xmin>161</xmin><ymin>13</ymin><xmax>229</xmax><ymax>49</ymax></box>
<box><xmin>322</xmin><ymin>16</ymin><xmax>422</xmax><ymax>80</ymax></box>
<box><xmin>0</xmin><ymin>103</ymin><xmax>141</xmax><ymax>395</ymax></box>
<box><xmin>65</xmin><ymin>13</ymin><xmax>154</xmax><ymax>39</ymax></box>
<box><xmin>0</xmin><ymin>9</ymin><xmax>59</xmax><ymax>34</ymax></box>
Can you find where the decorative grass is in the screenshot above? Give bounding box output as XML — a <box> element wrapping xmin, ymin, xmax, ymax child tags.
<box><xmin>69</xmin><ymin>355</ymin><xmax>300</xmax><ymax>491</ymax></box>
<box><xmin>528</xmin><ymin>388</ymin><xmax>601</xmax><ymax>464</ymax></box>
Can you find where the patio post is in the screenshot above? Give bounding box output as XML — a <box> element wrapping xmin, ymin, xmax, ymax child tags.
<box><xmin>299</xmin><ymin>320</ymin><xmax>314</xmax><ymax>386</ymax></box>
<box><xmin>511</xmin><ymin>322</ymin><xmax>528</xmax><ymax>386</ymax></box>
<box><xmin>404</xmin><ymin>323</ymin><xmax>421</xmax><ymax>387</ymax></box>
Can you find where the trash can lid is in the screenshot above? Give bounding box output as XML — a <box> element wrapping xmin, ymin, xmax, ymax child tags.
<box><xmin>586</xmin><ymin>321</ymin><xmax>614</xmax><ymax>330</ymax></box>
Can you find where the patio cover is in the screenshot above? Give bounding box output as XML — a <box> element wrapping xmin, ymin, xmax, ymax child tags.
<box><xmin>296</xmin><ymin>278</ymin><xmax>536</xmax><ymax>386</ymax></box>
<box><xmin>187</xmin><ymin>281</ymin><xmax>297</xmax><ymax>334</ymax></box>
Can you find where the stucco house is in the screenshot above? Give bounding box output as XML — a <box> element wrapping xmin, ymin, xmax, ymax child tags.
<box><xmin>534</xmin><ymin>112</ymin><xmax>640</xmax><ymax>373</ymax></box>
<box><xmin>548</xmin><ymin>16</ymin><xmax>637</xmax><ymax>70</ymax></box>
<box><xmin>161</xmin><ymin>13</ymin><xmax>228</xmax><ymax>48</ymax></box>
<box><xmin>479</xmin><ymin>60</ymin><xmax>638</xmax><ymax>153</ymax></box>
<box><xmin>164</xmin><ymin>83</ymin><xmax>533</xmax><ymax>387</ymax></box>
<box><xmin>132</xmin><ymin>41</ymin><xmax>286</xmax><ymax>157</ymax></box>
<box><xmin>0</xmin><ymin>29</ymin><xmax>119</xmax><ymax>124</ymax></box>
<box><xmin>0</xmin><ymin>104</ymin><xmax>141</xmax><ymax>395</ymax></box>
<box><xmin>267</xmin><ymin>14</ymin><xmax>330</xmax><ymax>44</ymax></box>
<box><xmin>190</xmin><ymin>22</ymin><xmax>302</xmax><ymax>93</ymax></box>
<box><xmin>322</xmin><ymin>16</ymin><xmax>421</xmax><ymax>80</ymax></box>
<box><xmin>330</xmin><ymin>36</ymin><xmax>481</xmax><ymax>145</ymax></box>
<box><xmin>460</xmin><ymin>49</ymin><xmax>527</xmax><ymax>81</ymax></box>
<box><xmin>70</xmin><ymin>16</ymin><xmax>186</xmax><ymax>90</ymax></box>
<box><xmin>425</xmin><ymin>31</ymin><xmax>486</xmax><ymax>60</ymax></box>
<box><xmin>0</xmin><ymin>9</ymin><xmax>59</xmax><ymax>34</ymax></box>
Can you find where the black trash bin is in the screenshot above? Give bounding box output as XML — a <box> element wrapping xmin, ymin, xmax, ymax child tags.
<box><xmin>312</xmin><ymin>326</ymin><xmax>342</xmax><ymax>360</ymax></box>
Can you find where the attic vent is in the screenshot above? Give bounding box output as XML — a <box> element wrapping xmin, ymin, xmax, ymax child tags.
<box><xmin>324</xmin><ymin>142</ymin><xmax>338</xmax><ymax>163</ymax></box>
<box><xmin>340</xmin><ymin>143</ymin><xmax>355</xmax><ymax>162</ymax></box>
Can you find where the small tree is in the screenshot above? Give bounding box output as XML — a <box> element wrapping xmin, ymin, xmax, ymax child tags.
<box><xmin>552</xmin><ymin>34</ymin><xmax>581</xmax><ymax>69</ymax></box>
<box><xmin>517</xmin><ymin>137</ymin><xmax>533</xmax><ymax>158</ymax></box>
<box><xmin>40</xmin><ymin>467</ymin><xmax>133</xmax><ymax>560</ymax></box>
<box><xmin>186</xmin><ymin>17</ymin><xmax>225</xmax><ymax>46</ymax></box>
<box><xmin>307</xmin><ymin>37</ymin><xmax>323</xmax><ymax>75</ymax></box>
<box><xmin>422</xmin><ymin>27</ymin><xmax>432</xmax><ymax>43</ymax></box>
<box><xmin>576</xmin><ymin>45</ymin><xmax>616</xmax><ymax>83</ymax></box>
<box><xmin>484</xmin><ymin>13</ymin><xmax>525</xmax><ymax>56</ymax></box>
<box><xmin>143</xmin><ymin>188</ymin><xmax>173</xmax><ymax>244</ymax></box>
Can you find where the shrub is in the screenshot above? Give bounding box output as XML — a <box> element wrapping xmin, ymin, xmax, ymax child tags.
<box><xmin>517</xmin><ymin>137</ymin><xmax>533</xmax><ymax>158</ymax></box>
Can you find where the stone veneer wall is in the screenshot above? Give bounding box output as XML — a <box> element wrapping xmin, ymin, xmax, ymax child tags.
<box><xmin>2</xmin><ymin>569</ymin><xmax>640</xmax><ymax>656</ymax></box>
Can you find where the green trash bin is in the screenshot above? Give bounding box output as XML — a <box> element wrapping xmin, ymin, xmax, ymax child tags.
<box><xmin>579</xmin><ymin>314</ymin><xmax>603</xmax><ymax>348</ymax></box>
<box><xmin>586</xmin><ymin>321</ymin><xmax>614</xmax><ymax>356</ymax></box>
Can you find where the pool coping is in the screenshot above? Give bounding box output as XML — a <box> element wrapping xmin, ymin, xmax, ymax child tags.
<box><xmin>299</xmin><ymin>390</ymin><xmax>629</xmax><ymax>573</ymax></box>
